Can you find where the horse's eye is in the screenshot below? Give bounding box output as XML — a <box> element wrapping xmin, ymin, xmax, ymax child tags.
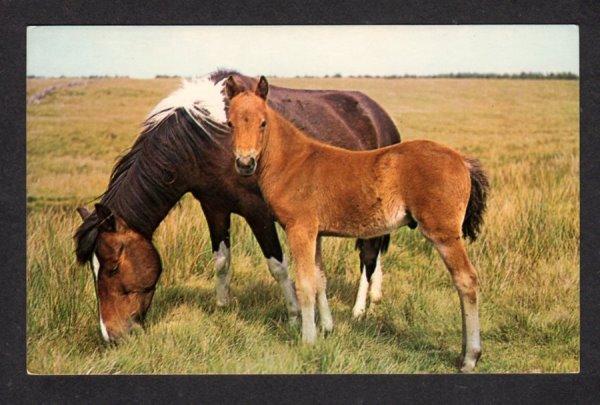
<box><xmin>108</xmin><ymin>265</ymin><xmax>119</xmax><ymax>276</ymax></box>
<box><xmin>260</xmin><ymin>120</ymin><xmax>266</xmax><ymax>128</ymax></box>
<box><xmin>227</xmin><ymin>121</ymin><xmax>233</xmax><ymax>128</ymax></box>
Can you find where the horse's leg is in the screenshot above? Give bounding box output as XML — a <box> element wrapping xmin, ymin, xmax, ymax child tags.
<box><xmin>368</xmin><ymin>237</ymin><xmax>388</xmax><ymax>304</ymax></box>
<box><xmin>245</xmin><ymin>213</ymin><xmax>300</xmax><ymax>325</ymax></box>
<box><xmin>202</xmin><ymin>207</ymin><xmax>233</xmax><ymax>307</ymax></box>
<box><xmin>352</xmin><ymin>236</ymin><xmax>387</xmax><ymax>318</ymax></box>
<box><xmin>286</xmin><ymin>224</ymin><xmax>318</xmax><ymax>344</ymax></box>
<box><xmin>315</xmin><ymin>237</ymin><xmax>333</xmax><ymax>333</ymax></box>
<box><xmin>431</xmin><ymin>236</ymin><xmax>481</xmax><ymax>372</ymax></box>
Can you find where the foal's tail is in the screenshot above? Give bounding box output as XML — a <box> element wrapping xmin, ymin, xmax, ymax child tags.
<box><xmin>463</xmin><ymin>157</ymin><xmax>490</xmax><ymax>241</ymax></box>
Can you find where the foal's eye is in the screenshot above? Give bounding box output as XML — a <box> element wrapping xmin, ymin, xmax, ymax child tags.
<box><xmin>227</xmin><ymin>121</ymin><xmax>233</xmax><ymax>129</ymax></box>
<box><xmin>260</xmin><ymin>120</ymin><xmax>266</xmax><ymax>129</ymax></box>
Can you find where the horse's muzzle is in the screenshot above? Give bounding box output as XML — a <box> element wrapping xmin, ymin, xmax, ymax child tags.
<box><xmin>102</xmin><ymin>316</ymin><xmax>144</xmax><ymax>343</ymax></box>
<box><xmin>235</xmin><ymin>155</ymin><xmax>257</xmax><ymax>176</ymax></box>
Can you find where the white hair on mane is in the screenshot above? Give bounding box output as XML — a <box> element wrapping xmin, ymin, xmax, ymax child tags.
<box><xmin>145</xmin><ymin>75</ymin><xmax>227</xmax><ymax>131</ymax></box>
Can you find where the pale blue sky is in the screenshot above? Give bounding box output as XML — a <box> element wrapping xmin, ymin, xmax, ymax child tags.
<box><xmin>27</xmin><ymin>25</ymin><xmax>578</xmax><ymax>78</ymax></box>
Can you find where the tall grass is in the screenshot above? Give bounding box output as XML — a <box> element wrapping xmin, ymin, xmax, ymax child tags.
<box><xmin>27</xmin><ymin>77</ymin><xmax>579</xmax><ymax>373</ymax></box>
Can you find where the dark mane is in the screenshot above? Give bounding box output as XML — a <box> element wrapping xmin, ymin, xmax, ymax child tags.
<box><xmin>74</xmin><ymin>105</ymin><xmax>228</xmax><ymax>263</ymax></box>
<box><xmin>209</xmin><ymin>68</ymin><xmax>239</xmax><ymax>83</ymax></box>
<box><xmin>75</xmin><ymin>213</ymin><xmax>101</xmax><ymax>264</ymax></box>
<box><xmin>106</xmin><ymin>108</ymin><xmax>227</xmax><ymax>236</ymax></box>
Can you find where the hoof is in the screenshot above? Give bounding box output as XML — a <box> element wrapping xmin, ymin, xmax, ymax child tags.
<box><xmin>321</xmin><ymin>319</ymin><xmax>334</xmax><ymax>334</ymax></box>
<box><xmin>459</xmin><ymin>350</ymin><xmax>481</xmax><ymax>373</ymax></box>
<box><xmin>216</xmin><ymin>298</ymin><xmax>229</xmax><ymax>308</ymax></box>
<box><xmin>301</xmin><ymin>330</ymin><xmax>317</xmax><ymax>345</ymax></box>
<box><xmin>302</xmin><ymin>335</ymin><xmax>317</xmax><ymax>345</ymax></box>
<box><xmin>369</xmin><ymin>294</ymin><xmax>382</xmax><ymax>304</ymax></box>
<box><xmin>352</xmin><ymin>306</ymin><xmax>366</xmax><ymax>319</ymax></box>
<box><xmin>460</xmin><ymin>362</ymin><xmax>476</xmax><ymax>373</ymax></box>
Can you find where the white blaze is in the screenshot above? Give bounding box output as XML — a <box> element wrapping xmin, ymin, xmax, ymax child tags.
<box><xmin>92</xmin><ymin>253</ymin><xmax>100</xmax><ymax>280</ymax></box>
<box><xmin>92</xmin><ymin>253</ymin><xmax>109</xmax><ymax>342</ymax></box>
<box><xmin>99</xmin><ymin>316</ymin><xmax>110</xmax><ymax>342</ymax></box>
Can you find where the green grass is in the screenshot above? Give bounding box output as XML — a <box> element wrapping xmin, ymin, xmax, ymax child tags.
<box><xmin>27</xmin><ymin>77</ymin><xmax>579</xmax><ymax>374</ymax></box>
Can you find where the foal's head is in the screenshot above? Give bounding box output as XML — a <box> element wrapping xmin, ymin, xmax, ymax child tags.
<box><xmin>75</xmin><ymin>204</ymin><xmax>162</xmax><ymax>342</ymax></box>
<box><xmin>225</xmin><ymin>75</ymin><xmax>270</xmax><ymax>176</ymax></box>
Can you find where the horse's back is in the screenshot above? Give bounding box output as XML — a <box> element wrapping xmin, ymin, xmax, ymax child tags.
<box><xmin>230</xmin><ymin>74</ymin><xmax>400</xmax><ymax>151</ymax></box>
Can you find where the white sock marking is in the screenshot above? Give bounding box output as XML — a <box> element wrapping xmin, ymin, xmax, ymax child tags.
<box><xmin>352</xmin><ymin>266</ymin><xmax>369</xmax><ymax>318</ymax></box>
<box><xmin>267</xmin><ymin>256</ymin><xmax>300</xmax><ymax>319</ymax></box>
<box><xmin>214</xmin><ymin>241</ymin><xmax>232</xmax><ymax>306</ymax></box>
<box><xmin>368</xmin><ymin>255</ymin><xmax>382</xmax><ymax>303</ymax></box>
<box><xmin>301</xmin><ymin>301</ymin><xmax>317</xmax><ymax>344</ymax></box>
<box><xmin>317</xmin><ymin>279</ymin><xmax>333</xmax><ymax>332</ymax></box>
<box><xmin>461</xmin><ymin>296</ymin><xmax>481</xmax><ymax>372</ymax></box>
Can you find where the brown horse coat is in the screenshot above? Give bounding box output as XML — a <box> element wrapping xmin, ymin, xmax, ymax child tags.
<box><xmin>74</xmin><ymin>70</ymin><xmax>401</xmax><ymax>341</ymax></box>
<box><xmin>227</xmin><ymin>76</ymin><xmax>489</xmax><ymax>372</ymax></box>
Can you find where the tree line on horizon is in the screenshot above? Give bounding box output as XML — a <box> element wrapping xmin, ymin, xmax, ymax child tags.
<box><xmin>27</xmin><ymin>72</ymin><xmax>579</xmax><ymax>80</ymax></box>
<box><xmin>311</xmin><ymin>72</ymin><xmax>579</xmax><ymax>80</ymax></box>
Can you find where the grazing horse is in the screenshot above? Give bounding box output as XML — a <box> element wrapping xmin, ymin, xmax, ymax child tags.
<box><xmin>74</xmin><ymin>70</ymin><xmax>400</xmax><ymax>342</ymax></box>
<box><xmin>227</xmin><ymin>76</ymin><xmax>489</xmax><ymax>372</ymax></box>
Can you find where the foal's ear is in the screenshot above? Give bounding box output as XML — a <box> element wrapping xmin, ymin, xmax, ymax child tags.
<box><xmin>76</xmin><ymin>206</ymin><xmax>91</xmax><ymax>220</ymax></box>
<box><xmin>94</xmin><ymin>203</ymin><xmax>116</xmax><ymax>232</ymax></box>
<box><xmin>224</xmin><ymin>75</ymin><xmax>243</xmax><ymax>99</ymax></box>
<box><xmin>255</xmin><ymin>76</ymin><xmax>269</xmax><ymax>100</ymax></box>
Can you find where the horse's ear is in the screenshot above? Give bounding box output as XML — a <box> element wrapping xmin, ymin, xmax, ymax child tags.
<box><xmin>224</xmin><ymin>75</ymin><xmax>242</xmax><ymax>99</ymax></box>
<box><xmin>255</xmin><ymin>76</ymin><xmax>269</xmax><ymax>100</ymax></box>
<box><xmin>76</xmin><ymin>206</ymin><xmax>91</xmax><ymax>220</ymax></box>
<box><xmin>94</xmin><ymin>203</ymin><xmax>116</xmax><ymax>232</ymax></box>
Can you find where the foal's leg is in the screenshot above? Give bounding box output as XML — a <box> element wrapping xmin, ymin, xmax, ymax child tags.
<box><xmin>432</xmin><ymin>236</ymin><xmax>482</xmax><ymax>372</ymax></box>
<box><xmin>352</xmin><ymin>237</ymin><xmax>387</xmax><ymax>318</ymax></box>
<box><xmin>203</xmin><ymin>209</ymin><xmax>233</xmax><ymax>307</ymax></box>
<box><xmin>286</xmin><ymin>225</ymin><xmax>319</xmax><ymax>344</ymax></box>
<box><xmin>315</xmin><ymin>237</ymin><xmax>333</xmax><ymax>333</ymax></box>
<box><xmin>245</xmin><ymin>213</ymin><xmax>300</xmax><ymax>325</ymax></box>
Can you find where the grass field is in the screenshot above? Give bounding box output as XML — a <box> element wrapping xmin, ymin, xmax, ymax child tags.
<box><xmin>26</xmin><ymin>77</ymin><xmax>579</xmax><ymax>374</ymax></box>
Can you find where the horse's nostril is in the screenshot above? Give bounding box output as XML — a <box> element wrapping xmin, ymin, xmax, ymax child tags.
<box><xmin>236</xmin><ymin>156</ymin><xmax>256</xmax><ymax>170</ymax></box>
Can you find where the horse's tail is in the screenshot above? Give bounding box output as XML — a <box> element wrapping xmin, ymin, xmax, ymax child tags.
<box><xmin>462</xmin><ymin>157</ymin><xmax>490</xmax><ymax>242</ymax></box>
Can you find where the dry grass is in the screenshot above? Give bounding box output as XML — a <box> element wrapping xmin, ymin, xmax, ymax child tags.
<box><xmin>27</xmin><ymin>77</ymin><xmax>579</xmax><ymax>374</ymax></box>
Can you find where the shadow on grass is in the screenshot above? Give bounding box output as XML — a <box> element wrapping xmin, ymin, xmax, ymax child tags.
<box><xmin>355</xmin><ymin>312</ymin><xmax>462</xmax><ymax>370</ymax></box>
<box><xmin>146</xmin><ymin>278</ymin><xmax>302</xmax><ymax>342</ymax></box>
<box><xmin>143</xmin><ymin>272</ymin><xmax>461</xmax><ymax>370</ymax></box>
<box><xmin>147</xmin><ymin>283</ymin><xmax>216</xmax><ymax>324</ymax></box>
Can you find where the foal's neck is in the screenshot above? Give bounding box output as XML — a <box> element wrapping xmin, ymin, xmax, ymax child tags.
<box><xmin>263</xmin><ymin>107</ymin><xmax>316</xmax><ymax>163</ymax></box>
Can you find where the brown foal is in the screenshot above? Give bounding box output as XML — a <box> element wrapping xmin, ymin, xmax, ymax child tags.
<box><xmin>226</xmin><ymin>76</ymin><xmax>489</xmax><ymax>372</ymax></box>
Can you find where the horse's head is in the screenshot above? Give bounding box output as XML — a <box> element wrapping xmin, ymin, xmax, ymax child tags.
<box><xmin>74</xmin><ymin>203</ymin><xmax>162</xmax><ymax>342</ymax></box>
<box><xmin>225</xmin><ymin>75</ymin><xmax>270</xmax><ymax>176</ymax></box>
